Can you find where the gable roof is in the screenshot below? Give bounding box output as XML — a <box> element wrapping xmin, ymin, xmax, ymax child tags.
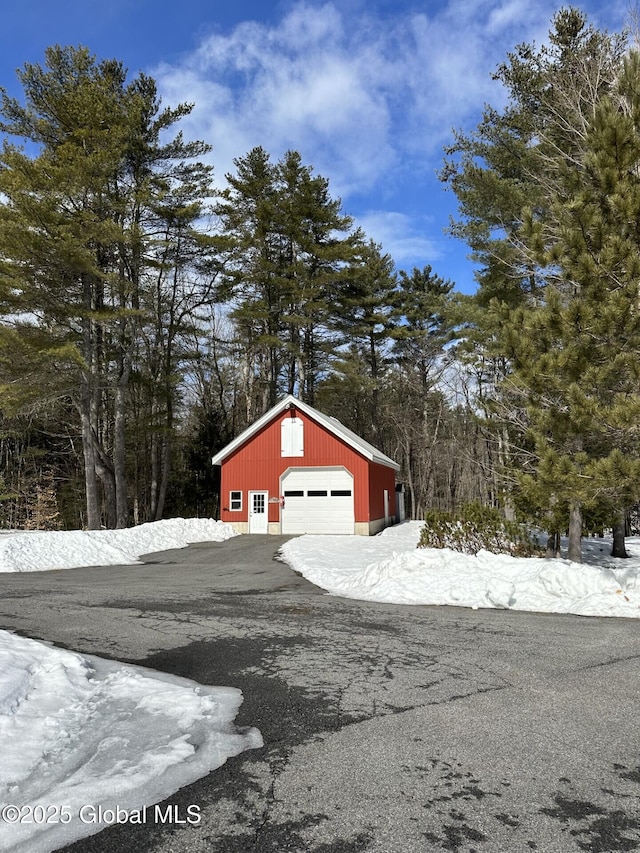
<box><xmin>211</xmin><ymin>394</ymin><xmax>400</xmax><ymax>471</ymax></box>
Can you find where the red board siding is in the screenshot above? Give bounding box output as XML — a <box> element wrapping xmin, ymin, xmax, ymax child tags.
<box><xmin>219</xmin><ymin>412</ymin><xmax>376</xmax><ymax>523</ymax></box>
<box><xmin>368</xmin><ymin>462</ymin><xmax>397</xmax><ymax>520</ymax></box>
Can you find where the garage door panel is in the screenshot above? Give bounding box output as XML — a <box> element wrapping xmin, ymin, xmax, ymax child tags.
<box><xmin>282</xmin><ymin>468</ymin><xmax>354</xmax><ymax>534</ymax></box>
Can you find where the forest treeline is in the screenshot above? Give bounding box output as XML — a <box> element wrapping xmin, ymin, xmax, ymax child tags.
<box><xmin>1</xmin><ymin>9</ymin><xmax>640</xmax><ymax>561</ymax></box>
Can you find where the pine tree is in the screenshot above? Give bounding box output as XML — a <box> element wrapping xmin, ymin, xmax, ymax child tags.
<box><xmin>504</xmin><ymin>51</ymin><xmax>640</xmax><ymax>560</ymax></box>
<box><xmin>24</xmin><ymin>469</ymin><xmax>61</xmax><ymax>531</ymax></box>
<box><xmin>275</xmin><ymin>150</ymin><xmax>358</xmax><ymax>404</ymax></box>
<box><xmin>441</xmin><ymin>10</ymin><xmax>634</xmax><ymax>557</ymax></box>
<box><xmin>393</xmin><ymin>265</ymin><xmax>454</xmax><ymax>392</ymax></box>
<box><xmin>441</xmin><ymin>8</ymin><xmax>626</xmax><ymax>307</ymax></box>
<box><xmin>0</xmin><ymin>46</ymin><xmax>213</xmax><ymax>528</ymax></box>
<box><xmin>385</xmin><ymin>266</ymin><xmax>457</xmax><ymax>517</ymax></box>
<box><xmin>214</xmin><ymin>147</ymin><xmax>358</xmax><ymax>413</ymax></box>
<box><xmin>329</xmin><ymin>240</ymin><xmax>398</xmax><ymax>443</ymax></box>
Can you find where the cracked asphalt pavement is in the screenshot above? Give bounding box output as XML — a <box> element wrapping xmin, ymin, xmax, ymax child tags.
<box><xmin>1</xmin><ymin>534</ymin><xmax>640</xmax><ymax>852</ymax></box>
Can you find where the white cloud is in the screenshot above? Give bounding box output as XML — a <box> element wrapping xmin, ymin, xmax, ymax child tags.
<box><xmin>150</xmin><ymin>0</ymin><xmax>596</xmax><ymax>267</ymax></box>
<box><xmin>153</xmin><ymin>2</ymin><xmax>399</xmax><ymax>195</ymax></box>
<box><xmin>153</xmin><ymin>0</ymin><xmax>563</xmax><ymax>183</ymax></box>
<box><xmin>355</xmin><ymin>210</ymin><xmax>443</xmax><ymax>270</ymax></box>
<box><xmin>401</xmin><ymin>0</ymin><xmax>558</xmax><ymax>148</ymax></box>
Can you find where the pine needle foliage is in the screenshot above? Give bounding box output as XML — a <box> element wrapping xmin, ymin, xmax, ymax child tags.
<box><xmin>418</xmin><ymin>502</ymin><xmax>542</xmax><ymax>557</ymax></box>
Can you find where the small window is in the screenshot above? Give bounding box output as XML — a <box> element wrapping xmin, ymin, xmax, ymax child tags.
<box><xmin>308</xmin><ymin>490</ymin><xmax>328</xmax><ymax>497</ymax></box>
<box><xmin>230</xmin><ymin>490</ymin><xmax>242</xmax><ymax>511</ymax></box>
<box><xmin>331</xmin><ymin>490</ymin><xmax>352</xmax><ymax>497</ymax></box>
<box><xmin>284</xmin><ymin>490</ymin><xmax>304</xmax><ymax>497</ymax></box>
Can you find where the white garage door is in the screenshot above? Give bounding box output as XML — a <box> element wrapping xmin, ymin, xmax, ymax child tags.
<box><xmin>281</xmin><ymin>468</ymin><xmax>354</xmax><ymax>535</ymax></box>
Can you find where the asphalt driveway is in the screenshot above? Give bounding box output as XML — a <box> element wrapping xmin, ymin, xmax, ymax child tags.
<box><xmin>1</xmin><ymin>534</ymin><xmax>639</xmax><ymax>852</ymax></box>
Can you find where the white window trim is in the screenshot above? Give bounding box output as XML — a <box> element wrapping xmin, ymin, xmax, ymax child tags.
<box><xmin>229</xmin><ymin>490</ymin><xmax>243</xmax><ymax>512</ymax></box>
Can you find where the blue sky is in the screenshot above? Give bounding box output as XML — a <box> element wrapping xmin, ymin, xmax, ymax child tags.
<box><xmin>0</xmin><ymin>0</ymin><xmax>628</xmax><ymax>293</ymax></box>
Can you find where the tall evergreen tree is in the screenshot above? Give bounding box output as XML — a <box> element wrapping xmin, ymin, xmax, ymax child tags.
<box><xmin>507</xmin><ymin>50</ymin><xmax>640</xmax><ymax>559</ymax></box>
<box><xmin>214</xmin><ymin>147</ymin><xmax>358</xmax><ymax>414</ymax></box>
<box><xmin>441</xmin><ymin>10</ymin><xmax>634</xmax><ymax>556</ymax></box>
<box><xmin>393</xmin><ymin>265</ymin><xmax>454</xmax><ymax>391</ymax></box>
<box><xmin>388</xmin><ymin>266</ymin><xmax>456</xmax><ymax>517</ymax></box>
<box><xmin>329</xmin><ymin>240</ymin><xmax>398</xmax><ymax>444</ymax></box>
<box><xmin>213</xmin><ymin>147</ymin><xmax>280</xmax><ymax>419</ymax></box>
<box><xmin>0</xmin><ymin>46</ymin><xmax>213</xmax><ymax>528</ymax></box>
<box><xmin>275</xmin><ymin>150</ymin><xmax>359</xmax><ymax>404</ymax></box>
<box><xmin>441</xmin><ymin>8</ymin><xmax>626</xmax><ymax>307</ymax></box>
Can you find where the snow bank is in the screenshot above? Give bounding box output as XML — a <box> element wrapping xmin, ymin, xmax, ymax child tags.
<box><xmin>0</xmin><ymin>518</ymin><xmax>237</xmax><ymax>572</ymax></box>
<box><xmin>280</xmin><ymin>522</ymin><xmax>640</xmax><ymax>618</ymax></box>
<box><xmin>0</xmin><ymin>630</ymin><xmax>262</xmax><ymax>853</ymax></box>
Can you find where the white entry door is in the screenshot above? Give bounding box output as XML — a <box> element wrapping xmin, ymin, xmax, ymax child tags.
<box><xmin>248</xmin><ymin>491</ymin><xmax>269</xmax><ymax>533</ymax></box>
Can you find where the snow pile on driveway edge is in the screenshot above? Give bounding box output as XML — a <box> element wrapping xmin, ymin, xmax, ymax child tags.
<box><xmin>279</xmin><ymin>522</ymin><xmax>640</xmax><ymax>618</ymax></box>
<box><xmin>0</xmin><ymin>518</ymin><xmax>238</xmax><ymax>572</ymax></box>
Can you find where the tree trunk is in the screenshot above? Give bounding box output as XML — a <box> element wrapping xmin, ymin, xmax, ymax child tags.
<box><xmin>269</xmin><ymin>343</ymin><xmax>279</xmax><ymax>408</ymax></box>
<box><xmin>155</xmin><ymin>433</ymin><xmax>171</xmax><ymax>522</ymax></box>
<box><xmin>154</xmin><ymin>396</ymin><xmax>173</xmax><ymax>522</ymax></box>
<box><xmin>80</xmin><ymin>275</ymin><xmax>101</xmax><ymax>530</ymax></box>
<box><xmin>545</xmin><ymin>531</ymin><xmax>561</xmax><ymax>558</ymax></box>
<box><xmin>80</xmin><ymin>409</ymin><xmax>100</xmax><ymax>530</ymax></box>
<box><xmin>567</xmin><ymin>501</ymin><xmax>582</xmax><ymax>563</ymax></box>
<box><xmin>288</xmin><ymin>321</ymin><xmax>298</xmax><ymax>397</ymax></box>
<box><xmin>149</xmin><ymin>419</ymin><xmax>159</xmax><ymax>522</ymax></box>
<box><xmin>113</xmin><ymin>377</ymin><xmax>129</xmax><ymax>528</ymax></box>
<box><xmin>302</xmin><ymin>324</ymin><xmax>315</xmax><ymax>405</ymax></box>
<box><xmin>611</xmin><ymin>511</ymin><xmax>628</xmax><ymax>558</ymax></box>
<box><xmin>369</xmin><ymin>332</ymin><xmax>379</xmax><ymax>439</ymax></box>
<box><xmin>404</xmin><ymin>443</ymin><xmax>417</xmax><ymax>519</ymax></box>
<box><xmin>498</xmin><ymin>427</ymin><xmax>515</xmax><ymax>520</ymax></box>
<box><xmin>94</xmin><ymin>452</ymin><xmax>116</xmax><ymax>530</ymax></box>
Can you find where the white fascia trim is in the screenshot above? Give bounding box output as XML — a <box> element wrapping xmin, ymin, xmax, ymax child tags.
<box><xmin>211</xmin><ymin>394</ymin><xmax>400</xmax><ymax>471</ymax></box>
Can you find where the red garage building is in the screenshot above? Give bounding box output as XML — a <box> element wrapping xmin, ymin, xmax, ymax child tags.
<box><xmin>212</xmin><ymin>394</ymin><xmax>400</xmax><ymax>535</ymax></box>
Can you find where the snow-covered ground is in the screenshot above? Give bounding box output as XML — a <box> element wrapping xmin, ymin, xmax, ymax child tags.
<box><xmin>0</xmin><ymin>517</ymin><xmax>237</xmax><ymax>572</ymax></box>
<box><xmin>280</xmin><ymin>521</ymin><xmax>640</xmax><ymax>618</ymax></box>
<box><xmin>0</xmin><ymin>632</ymin><xmax>262</xmax><ymax>853</ymax></box>
<box><xmin>0</xmin><ymin>518</ymin><xmax>256</xmax><ymax>853</ymax></box>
